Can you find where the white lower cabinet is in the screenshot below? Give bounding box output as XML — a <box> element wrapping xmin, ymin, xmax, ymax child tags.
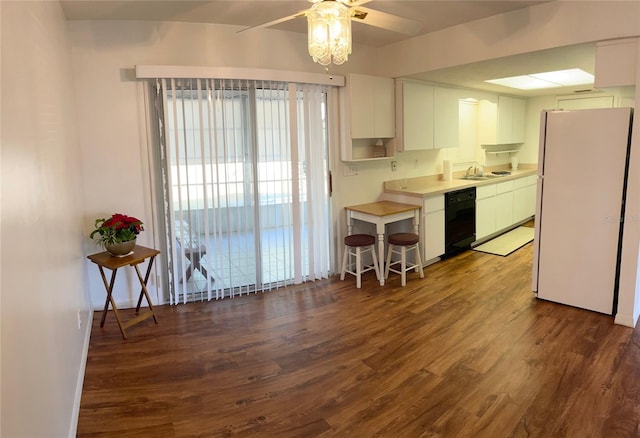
<box><xmin>513</xmin><ymin>177</ymin><xmax>528</xmax><ymax>224</ymax></box>
<box><xmin>513</xmin><ymin>175</ymin><xmax>538</xmax><ymax>222</ymax></box>
<box><xmin>423</xmin><ymin>195</ymin><xmax>445</xmax><ymax>261</ymax></box>
<box><xmin>476</xmin><ymin>184</ymin><xmax>497</xmax><ymax>240</ymax></box>
<box><xmin>385</xmin><ymin>175</ymin><xmax>536</xmax><ymax>263</ymax></box>
<box><xmin>495</xmin><ymin>180</ymin><xmax>514</xmax><ymax>230</ymax></box>
<box><xmin>476</xmin><ymin>175</ymin><xmax>535</xmax><ymax>243</ymax></box>
<box><xmin>524</xmin><ymin>175</ymin><xmax>537</xmax><ymax>218</ymax></box>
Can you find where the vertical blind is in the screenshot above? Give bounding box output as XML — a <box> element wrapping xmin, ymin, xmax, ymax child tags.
<box><xmin>155</xmin><ymin>78</ymin><xmax>331</xmax><ymax>304</ymax></box>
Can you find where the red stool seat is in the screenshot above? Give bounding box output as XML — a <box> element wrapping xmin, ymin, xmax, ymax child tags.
<box><xmin>388</xmin><ymin>233</ymin><xmax>419</xmax><ymax>246</ymax></box>
<box><xmin>385</xmin><ymin>233</ymin><xmax>423</xmax><ymax>286</ymax></box>
<box><xmin>345</xmin><ymin>234</ymin><xmax>376</xmax><ymax>247</ymax></box>
<box><xmin>340</xmin><ymin>234</ymin><xmax>380</xmax><ymax>288</ymax></box>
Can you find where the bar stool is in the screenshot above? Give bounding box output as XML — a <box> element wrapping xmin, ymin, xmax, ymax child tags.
<box><xmin>340</xmin><ymin>234</ymin><xmax>381</xmax><ymax>288</ymax></box>
<box><xmin>385</xmin><ymin>233</ymin><xmax>424</xmax><ymax>286</ymax></box>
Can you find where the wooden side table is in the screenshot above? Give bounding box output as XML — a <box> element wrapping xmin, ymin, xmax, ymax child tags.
<box><xmin>87</xmin><ymin>245</ymin><xmax>160</xmax><ymax>339</ymax></box>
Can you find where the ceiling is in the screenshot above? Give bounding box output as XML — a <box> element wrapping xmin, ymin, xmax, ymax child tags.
<box><xmin>59</xmin><ymin>0</ymin><xmax>596</xmax><ymax>96</ymax></box>
<box><xmin>59</xmin><ymin>1</ymin><xmax>548</xmax><ymax>47</ymax></box>
<box><xmin>409</xmin><ymin>43</ymin><xmax>597</xmax><ymax>97</ymax></box>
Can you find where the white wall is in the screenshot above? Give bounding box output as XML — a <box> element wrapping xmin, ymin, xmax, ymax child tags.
<box><xmin>522</xmin><ymin>95</ymin><xmax>557</xmax><ymax>164</ymax></box>
<box><xmin>68</xmin><ymin>4</ymin><xmax>640</xmax><ymax>311</ymax></box>
<box><xmin>0</xmin><ymin>2</ymin><xmax>637</xmax><ymax>435</ymax></box>
<box><xmin>376</xmin><ymin>1</ymin><xmax>640</xmax><ymax>78</ymax></box>
<box><xmin>1</xmin><ymin>2</ymin><xmax>90</xmax><ymax>437</ymax></box>
<box><xmin>68</xmin><ymin>20</ymin><xmax>380</xmax><ymax>308</ymax></box>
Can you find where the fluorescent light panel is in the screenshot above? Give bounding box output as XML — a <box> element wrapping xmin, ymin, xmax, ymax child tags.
<box><xmin>485</xmin><ymin>68</ymin><xmax>594</xmax><ymax>90</ymax></box>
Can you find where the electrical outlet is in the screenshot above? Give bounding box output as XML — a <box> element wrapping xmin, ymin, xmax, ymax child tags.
<box><xmin>391</xmin><ymin>161</ymin><xmax>398</xmax><ymax>171</ymax></box>
<box><xmin>343</xmin><ymin>166</ymin><xmax>358</xmax><ymax>177</ymax></box>
<box><xmin>76</xmin><ymin>310</ymin><xmax>82</xmax><ymax>330</ymax></box>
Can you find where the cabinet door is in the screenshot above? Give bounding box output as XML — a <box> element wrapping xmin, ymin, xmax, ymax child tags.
<box><xmin>476</xmin><ymin>196</ymin><xmax>496</xmax><ymax>240</ymax></box>
<box><xmin>424</xmin><ymin>210</ymin><xmax>445</xmax><ymax>260</ymax></box>
<box><xmin>495</xmin><ymin>191</ymin><xmax>514</xmax><ymax>231</ymax></box>
<box><xmin>496</xmin><ymin>96</ymin><xmax>513</xmax><ymax>144</ymax></box>
<box><xmin>496</xmin><ymin>96</ymin><xmax>525</xmax><ymax>144</ymax></box>
<box><xmin>557</xmin><ymin>95</ymin><xmax>614</xmax><ymax>110</ymax></box>
<box><xmin>349</xmin><ymin>74</ymin><xmax>395</xmax><ymax>139</ymax></box>
<box><xmin>399</xmin><ymin>81</ymin><xmax>434</xmax><ymax>150</ymax></box>
<box><xmin>510</xmin><ymin>97</ymin><xmax>526</xmax><ymax>143</ymax></box>
<box><xmin>423</xmin><ymin>195</ymin><xmax>445</xmax><ymax>260</ymax></box>
<box><xmin>525</xmin><ymin>182</ymin><xmax>537</xmax><ymax>218</ymax></box>
<box><xmin>373</xmin><ymin>77</ymin><xmax>395</xmax><ymax>138</ymax></box>
<box><xmin>349</xmin><ymin>74</ymin><xmax>375</xmax><ymax>139</ymax></box>
<box><xmin>513</xmin><ymin>187</ymin><xmax>527</xmax><ymax>223</ymax></box>
<box><xmin>478</xmin><ymin>99</ymin><xmax>498</xmax><ymax>145</ymax></box>
<box><xmin>433</xmin><ymin>87</ymin><xmax>459</xmax><ymax>149</ymax></box>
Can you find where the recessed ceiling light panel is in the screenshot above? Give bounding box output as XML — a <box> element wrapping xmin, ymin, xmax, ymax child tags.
<box><xmin>485</xmin><ymin>68</ymin><xmax>594</xmax><ymax>90</ymax></box>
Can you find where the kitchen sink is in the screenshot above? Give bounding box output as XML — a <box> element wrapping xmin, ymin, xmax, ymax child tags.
<box><xmin>459</xmin><ymin>176</ymin><xmax>490</xmax><ymax>180</ymax></box>
<box><xmin>459</xmin><ymin>174</ymin><xmax>506</xmax><ymax>181</ymax></box>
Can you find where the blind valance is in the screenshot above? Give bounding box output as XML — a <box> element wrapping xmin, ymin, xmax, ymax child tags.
<box><xmin>135</xmin><ymin>65</ymin><xmax>345</xmax><ymax>87</ymax></box>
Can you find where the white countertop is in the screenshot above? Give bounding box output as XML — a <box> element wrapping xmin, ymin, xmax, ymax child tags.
<box><xmin>384</xmin><ymin>166</ymin><xmax>538</xmax><ymax>198</ymax></box>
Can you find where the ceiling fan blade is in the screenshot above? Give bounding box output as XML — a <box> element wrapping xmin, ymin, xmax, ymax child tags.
<box><xmin>237</xmin><ymin>10</ymin><xmax>307</xmax><ymax>33</ymax></box>
<box><xmin>343</xmin><ymin>0</ymin><xmax>373</xmax><ymax>6</ymax></box>
<box><xmin>352</xmin><ymin>6</ymin><xmax>423</xmax><ymax>36</ymax></box>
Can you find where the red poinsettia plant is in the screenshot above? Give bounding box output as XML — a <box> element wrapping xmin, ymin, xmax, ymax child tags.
<box><xmin>90</xmin><ymin>213</ymin><xmax>144</xmax><ymax>248</ymax></box>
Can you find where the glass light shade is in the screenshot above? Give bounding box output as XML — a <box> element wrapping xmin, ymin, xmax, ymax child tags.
<box><xmin>307</xmin><ymin>1</ymin><xmax>352</xmax><ymax>66</ymax></box>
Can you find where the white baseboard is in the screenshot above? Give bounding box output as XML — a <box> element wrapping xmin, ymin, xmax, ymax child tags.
<box><xmin>614</xmin><ymin>312</ymin><xmax>638</xmax><ymax>328</ymax></box>
<box><xmin>68</xmin><ymin>308</ymin><xmax>93</xmax><ymax>438</ymax></box>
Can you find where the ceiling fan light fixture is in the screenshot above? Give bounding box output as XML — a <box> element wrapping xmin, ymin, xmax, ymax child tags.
<box><xmin>307</xmin><ymin>0</ymin><xmax>352</xmax><ymax>66</ymax></box>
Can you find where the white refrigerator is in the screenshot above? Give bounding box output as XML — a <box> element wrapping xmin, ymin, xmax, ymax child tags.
<box><xmin>532</xmin><ymin>107</ymin><xmax>634</xmax><ymax>315</ymax></box>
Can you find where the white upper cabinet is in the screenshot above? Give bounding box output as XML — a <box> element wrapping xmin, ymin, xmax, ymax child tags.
<box><xmin>340</xmin><ymin>74</ymin><xmax>395</xmax><ymax>161</ymax></box>
<box><xmin>594</xmin><ymin>38</ymin><xmax>638</xmax><ymax>88</ymax></box>
<box><xmin>556</xmin><ymin>95</ymin><xmax>614</xmax><ymax>110</ymax></box>
<box><xmin>434</xmin><ymin>87</ymin><xmax>460</xmax><ymax>149</ymax></box>
<box><xmin>395</xmin><ymin>80</ymin><xmax>459</xmax><ymax>151</ymax></box>
<box><xmin>346</xmin><ymin>73</ymin><xmax>395</xmax><ymax>139</ymax></box>
<box><xmin>479</xmin><ymin>95</ymin><xmax>525</xmax><ymax>145</ymax></box>
<box><xmin>395</xmin><ymin>81</ymin><xmax>434</xmax><ymax>150</ymax></box>
<box><xmin>498</xmin><ymin>96</ymin><xmax>525</xmax><ymax>144</ymax></box>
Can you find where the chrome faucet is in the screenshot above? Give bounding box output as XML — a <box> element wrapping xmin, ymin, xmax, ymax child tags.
<box><xmin>466</xmin><ymin>165</ymin><xmax>474</xmax><ymax>176</ymax></box>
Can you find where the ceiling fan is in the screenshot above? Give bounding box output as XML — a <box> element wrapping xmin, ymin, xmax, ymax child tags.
<box><xmin>238</xmin><ymin>0</ymin><xmax>423</xmax><ymax>66</ymax></box>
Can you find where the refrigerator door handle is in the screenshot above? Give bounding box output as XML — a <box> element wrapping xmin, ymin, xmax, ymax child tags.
<box><xmin>532</xmin><ymin>166</ymin><xmax>545</xmax><ymax>293</ymax></box>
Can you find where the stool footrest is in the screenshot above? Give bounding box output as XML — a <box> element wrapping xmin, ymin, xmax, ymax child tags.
<box><xmin>384</xmin><ymin>235</ymin><xmax>424</xmax><ymax>287</ymax></box>
<box><xmin>340</xmin><ymin>236</ymin><xmax>381</xmax><ymax>289</ymax></box>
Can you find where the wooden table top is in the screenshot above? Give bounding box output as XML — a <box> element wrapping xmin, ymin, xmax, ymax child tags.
<box><xmin>87</xmin><ymin>245</ymin><xmax>161</xmax><ymax>270</ymax></box>
<box><xmin>345</xmin><ymin>200</ymin><xmax>421</xmax><ymax>217</ymax></box>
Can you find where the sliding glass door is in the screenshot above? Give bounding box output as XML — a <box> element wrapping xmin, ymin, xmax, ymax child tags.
<box><xmin>156</xmin><ymin>78</ymin><xmax>330</xmax><ymax>304</ymax></box>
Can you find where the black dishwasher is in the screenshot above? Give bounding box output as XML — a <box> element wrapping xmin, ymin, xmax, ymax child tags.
<box><xmin>444</xmin><ymin>187</ymin><xmax>476</xmax><ymax>256</ymax></box>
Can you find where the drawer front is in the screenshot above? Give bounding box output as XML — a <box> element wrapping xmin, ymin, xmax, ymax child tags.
<box><xmin>512</xmin><ymin>177</ymin><xmax>527</xmax><ymax>189</ymax></box>
<box><xmin>496</xmin><ymin>180</ymin><xmax>514</xmax><ymax>194</ymax></box>
<box><xmin>424</xmin><ymin>195</ymin><xmax>444</xmax><ymax>213</ymax></box>
<box><xmin>526</xmin><ymin>174</ymin><xmax>538</xmax><ymax>186</ymax></box>
<box><xmin>476</xmin><ymin>184</ymin><xmax>497</xmax><ymax>199</ymax></box>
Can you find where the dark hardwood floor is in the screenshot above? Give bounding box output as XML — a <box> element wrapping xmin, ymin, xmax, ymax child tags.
<box><xmin>78</xmin><ymin>235</ymin><xmax>640</xmax><ymax>437</ymax></box>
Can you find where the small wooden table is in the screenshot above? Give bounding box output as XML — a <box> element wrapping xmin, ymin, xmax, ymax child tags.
<box><xmin>87</xmin><ymin>245</ymin><xmax>160</xmax><ymax>339</ymax></box>
<box><xmin>345</xmin><ymin>201</ymin><xmax>421</xmax><ymax>286</ymax></box>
